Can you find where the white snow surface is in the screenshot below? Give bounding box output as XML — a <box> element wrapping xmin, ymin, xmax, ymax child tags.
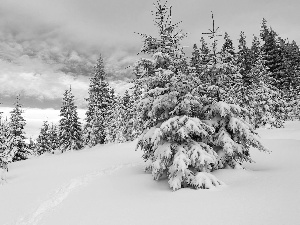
<box><xmin>1</xmin><ymin>121</ymin><xmax>300</xmax><ymax>225</ymax></box>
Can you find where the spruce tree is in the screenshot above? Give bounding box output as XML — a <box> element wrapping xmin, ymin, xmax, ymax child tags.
<box><xmin>36</xmin><ymin>121</ymin><xmax>51</xmax><ymax>155</ymax></box>
<box><xmin>106</xmin><ymin>90</ymin><xmax>137</xmax><ymax>143</ymax></box>
<box><xmin>199</xmin><ymin>37</ymin><xmax>211</xmax><ymax>66</ymax></box>
<box><xmin>282</xmin><ymin>40</ymin><xmax>300</xmax><ymax>95</ymax></box>
<box><xmin>277</xmin><ymin>39</ymin><xmax>300</xmax><ymax>119</ymax></box>
<box><xmin>222</xmin><ymin>32</ymin><xmax>235</xmax><ymax>61</ymax></box>
<box><xmin>260</xmin><ymin>19</ymin><xmax>285</xmax><ymax>89</ymax></box>
<box><xmin>105</xmin><ymin>96</ymin><xmax>127</xmax><ymax>143</ymax></box>
<box><xmin>0</xmin><ymin>116</ymin><xmax>15</xmax><ymax>164</ymax></box>
<box><xmin>135</xmin><ymin>1</ymin><xmax>223</xmax><ymax>191</ymax></box>
<box><xmin>202</xmin><ymin>102</ymin><xmax>268</xmax><ymax>169</ymax></box>
<box><xmin>260</xmin><ymin>19</ymin><xmax>290</xmax><ymax>122</ymax></box>
<box><xmin>129</xmin><ymin>81</ymin><xmax>144</xmax><ymax>139</ymax></box>
<box><xmin>250</xmin><ymin>35</ymin><xmax>261</xmax><ymax>66</ymax></box>
<box><xmin>121</xmin><ymin>90</ymin><xmax>136</xmax><ymax>141</ymax></box>
<box><xmin>237</xmin><ymin>31</ymin><xmax>253</xmax><ymax>86</ymax></box>
<box><xmin>190</xmin><ymin>37</ymin><xmax>212</xmax><ymax>86</ymax></box>
<box><xmin>202</xmin><ymin>31</ymin><xmax>241</xmax><ymax>104</ymax></box>
<box><xmin>190</xmin><ymin>37</ymin><xmax>211</xmax><ymax>82</ymax></box>
<box><xmin>48</xmin><ymin>123</ymin><xmax>60</xmax><ymax>153</ymax></box>
<box><xmin>0</xmin><ymin>114</ymin><xmax>7</xmax><ymax>155</ymax></box>
<box><xmin>58</xmin><ymin>87</ymin><xmax>83</xmax><ymax>152</ymax></box>
<box><xmin>83</xmin><ymin>55</ymin><xmax>113</xmax><ymax>147</ymax></box>
<box><xmin>9</xmin><ymin>96</ymin><xmax>30</xmax><ymax>161</ymax></box>
<box><xmin>238</xmin><ymin>53</ymin><xmax>284</xmax><ymax>128</ymax></box>
<box><xmin>190</xmin><ymin>43</ymin><xmax>201</xmax><ymax>74</ymax></box>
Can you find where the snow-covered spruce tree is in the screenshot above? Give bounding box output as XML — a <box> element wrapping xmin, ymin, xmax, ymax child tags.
<box><xmin>121</xmin><ymin>90</ymin><xmax>137</xmax><ymax>141</ymax></box>
<box><xmin>36</xmin><ymin>121</ymin><xmax>51</xmax><ymax>155</ymax></box>
<box><xmin>250</xmin><ymin>35</ymin><xmax>261</xmax><ymax>66</ymax></box>
<box><xmin>106</xmin><ymin>90</ymin><xmax>136</xmax><ymax>143</ymax></box>
<box><xmin>260</xmin><ymin>19</ymin><xmax>285</xmax><ymax>90</ymax></box>
<box><xmin>9</xmin><ymin>96</ymin><xmax>30</xmax><ymax>161</ymax></box>
<box><xmin>0</xmin><ymin>116</ymin><xmax>15</xmax><ymax>165</ymax></box>
<box><xmin>203</xmin><ymin>32</ymin><xmax>242</xmax><ymax>104</ymax></box>
<box><xmin>83</xmin><ymin>55</ymin><xmax>113</xmax><ymax>147</ymax></box>
<box><xmin>58</xmin><ymin>87</ymin><xmax>83</xmax><ymax>152</ymax></box>
<box><xmin>48</xmin><ymin>123</ymin><xmax>60</xmax><ymax>153</ymax></box>
<box><xmin>190</xmin><ymin>37</ymin><xmax>212</xmax><ymax>85</ymax></box>
<box><xmin>237</xmin><ymin>53</ymin><xmax>284</xmax><ymax>128</ymax></box>
<box><xmin>35</xmin><ymin>122</ymin><xmax>59</xmax><ymax>155</ymax></box>
<box><xmin>0</xmin><ymin>116</ymin><xmax>7</xmax><ymax>155</ymax></box>
<box><xmin>0</xmin><ymin>116</ymin><xmax>12</xmax><ymax>177</ymax></box>
<box><xmin>283</xmin><ymin>40</ymin><xmax>300</xmax><ymax>97</ymax></box>
<box><xmin>134</xmin><ymin>1</ymin><xmax>223</xmax><ymax>191</ymax></box>
<box><xmin>237</xmin><ymin>31</ymin><xmax>253</xmax><ymax>86</ymax></box>
<box><xmin>105</xmin><ymin>95</ymin><xmax>127</xmax><ymax>143</ymax></box>
<box><xmin>202</xmin><ymin>102</ymin><xmax>268</xmax><ymax>169</ymax></box>
<box><xmin>277</xmin><ymin>39</ymin><xmax>300</xmax><ymax>120</ymax></box>
<box><xmin>129</xmin><ymin>81</ymin><xmax>144</xmax><ymax>139</ymax></box>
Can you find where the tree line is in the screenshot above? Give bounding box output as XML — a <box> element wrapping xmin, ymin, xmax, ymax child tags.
<box><xmin>0</xmin><ymin>56</ymin><xmax>137</xmax><ymax>162</ymax></box>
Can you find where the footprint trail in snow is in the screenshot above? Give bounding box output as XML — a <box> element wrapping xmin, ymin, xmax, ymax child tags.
<box><xmin>9</xmin><ymin>162</ymin><xmax>141</xmax><ymax>225</ymax></box>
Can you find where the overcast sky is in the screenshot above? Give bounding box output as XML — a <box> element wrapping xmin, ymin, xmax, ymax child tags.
<box><xmin>0</xmin><ymin>0</ymin><xmax>300</xmax><ymax>134</ymax></box>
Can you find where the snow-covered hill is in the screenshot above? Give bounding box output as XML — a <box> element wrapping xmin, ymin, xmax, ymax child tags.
<box><xmin>1</xmin><ymin>122</ymin><xmax>300</xmax><ymax>225</ymax></box>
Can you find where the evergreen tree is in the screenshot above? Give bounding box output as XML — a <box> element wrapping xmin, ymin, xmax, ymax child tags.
<box><xmin>237</xmin><ymin>54</ymin><xmax>284</xmax><ymax>128</ymax></box>
<box><xmin>260</xmin><ymin>19</ymin><xmax>285</xmax><ymax>89</ymax></box>
<box><xmin>190</xmin><ymin>43</ymin><xmax>201</xmax><ymax>73</ymax></box>
<box><xmin>9</xmin><ymin>96</ymin><xmax>30</xmax><ymax>161</ymax></box>
<box><xmin>129</xmin><ymin>81</ymin><xmax>144</xmax><ymax>139</ymax></box>
<box><xmin>83</xmin><ymin>55</ymin><xmax>113</xmax><ymax>147</ymax></box>
<box><xmin>203</xmin><ymin>32</ymin><xmax>241</xmax><ymax>104</ymax></box>
<box><xmin>222</xmin><ymin>32</ymin><xmax>235</xmax><ymax>61</ymax></box>
<box><xmin>121</xmin><ymin>90</ymin><xmax>136</xmax><ymax>141</ymax></box>
<box><xmin>135</xmin><ymin>1</ymin><xmax>223</xmax><ymax>191</ymax></box>
<box><xmin>202</xmin><ymin>102</ymin><xmax>268</xmax><ymax>169</ymax></box>
<box><xmin>199</xmin><ymin>37</ymin><xmax>211</xmax><ymax>66</ymax></box>
<box><xmin>281</xmin><ymin>40</ymin><xmax>300</xmax><ymax>96</ymax></box>
<box><xmin>190</xmin><ymin>37</ymin><xmax>212</xmax><ymax>81</ymax></box>
<box><xmin>48</xmin><ymin>123</ymin><xmax>60</xmax><ymax>153</ymax></box>
<box><xmin>36</xmin><ymin>121</ymin><xmax>51</xmax><ymax>155</ymax></box>
<box><xmin>58</xmin><ymin>87</ymin><xmax>83</xmax><ymax>152</ymax></box>
<box><xmin>260</xmin><ymin>18</ymin><xmax>269</xmax><ymax>41</ymax></box>
<box><xmin>0</xmin><ymin>114</ymin><xmax>10</xmax><ymax>179</ymax></box>
<box><xmin>135</xmin><ymin>1</ymin><xmax>188</xmax><ymax>74</ymax></box>
<box><xmin>250</xmin><ymin>35</ymin><xmax>261</xmax><ymax>66</ymax></box>
<box><xmin>277</xmin><ymin>39</ymin><xmax>300</xmax><ymax>119</ymax></box>
<box><xmin>105</xmin><ymin>90</ymin><xmax>137</xmax><ymax>143</ymax></box>
<box><xmin>0</xmin><ymin>116</ymin><xmax>15</xmax><ymax>164</ymax></box>
<box><xmin>190</xmin><ymin>37</ymin><xmax>212</xmax><ymax>86</ymax></box>
<box><xmin>105</xmin><ymin>95</ymin><xmax>127</xmax><ymax>143</ymax></box>
<box><xmin>237</xmin><ymin>31</ymin><xmax>253</xmax><ymax>85</ymax></box>
<box><xmin>0</xmin><ymin>114</ymin><xmax>7</xmax><ymax>155</ymax></box>
<box><xmin>259</xmin><ymin>19</ymin><xmax>291</xmax><ymax>122</ymax></box>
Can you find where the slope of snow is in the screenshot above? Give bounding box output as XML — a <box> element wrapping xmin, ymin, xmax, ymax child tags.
<box><xmin>1</xmin><ymin>122</ymin><xmax>300</xmax><ymax>225</ymax></box>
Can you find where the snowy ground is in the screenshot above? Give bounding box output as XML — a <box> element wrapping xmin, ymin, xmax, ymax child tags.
<box><xmin>1</xmin><ymin>122</ymin><xmax>300</xmax><ymax>225</ymax></box>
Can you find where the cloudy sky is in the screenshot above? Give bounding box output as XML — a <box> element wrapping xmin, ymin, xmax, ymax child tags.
<box><xmin>0</xmin><ymin>0</ymin><xmax>299</xmax><ymax>137</ymax></box>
